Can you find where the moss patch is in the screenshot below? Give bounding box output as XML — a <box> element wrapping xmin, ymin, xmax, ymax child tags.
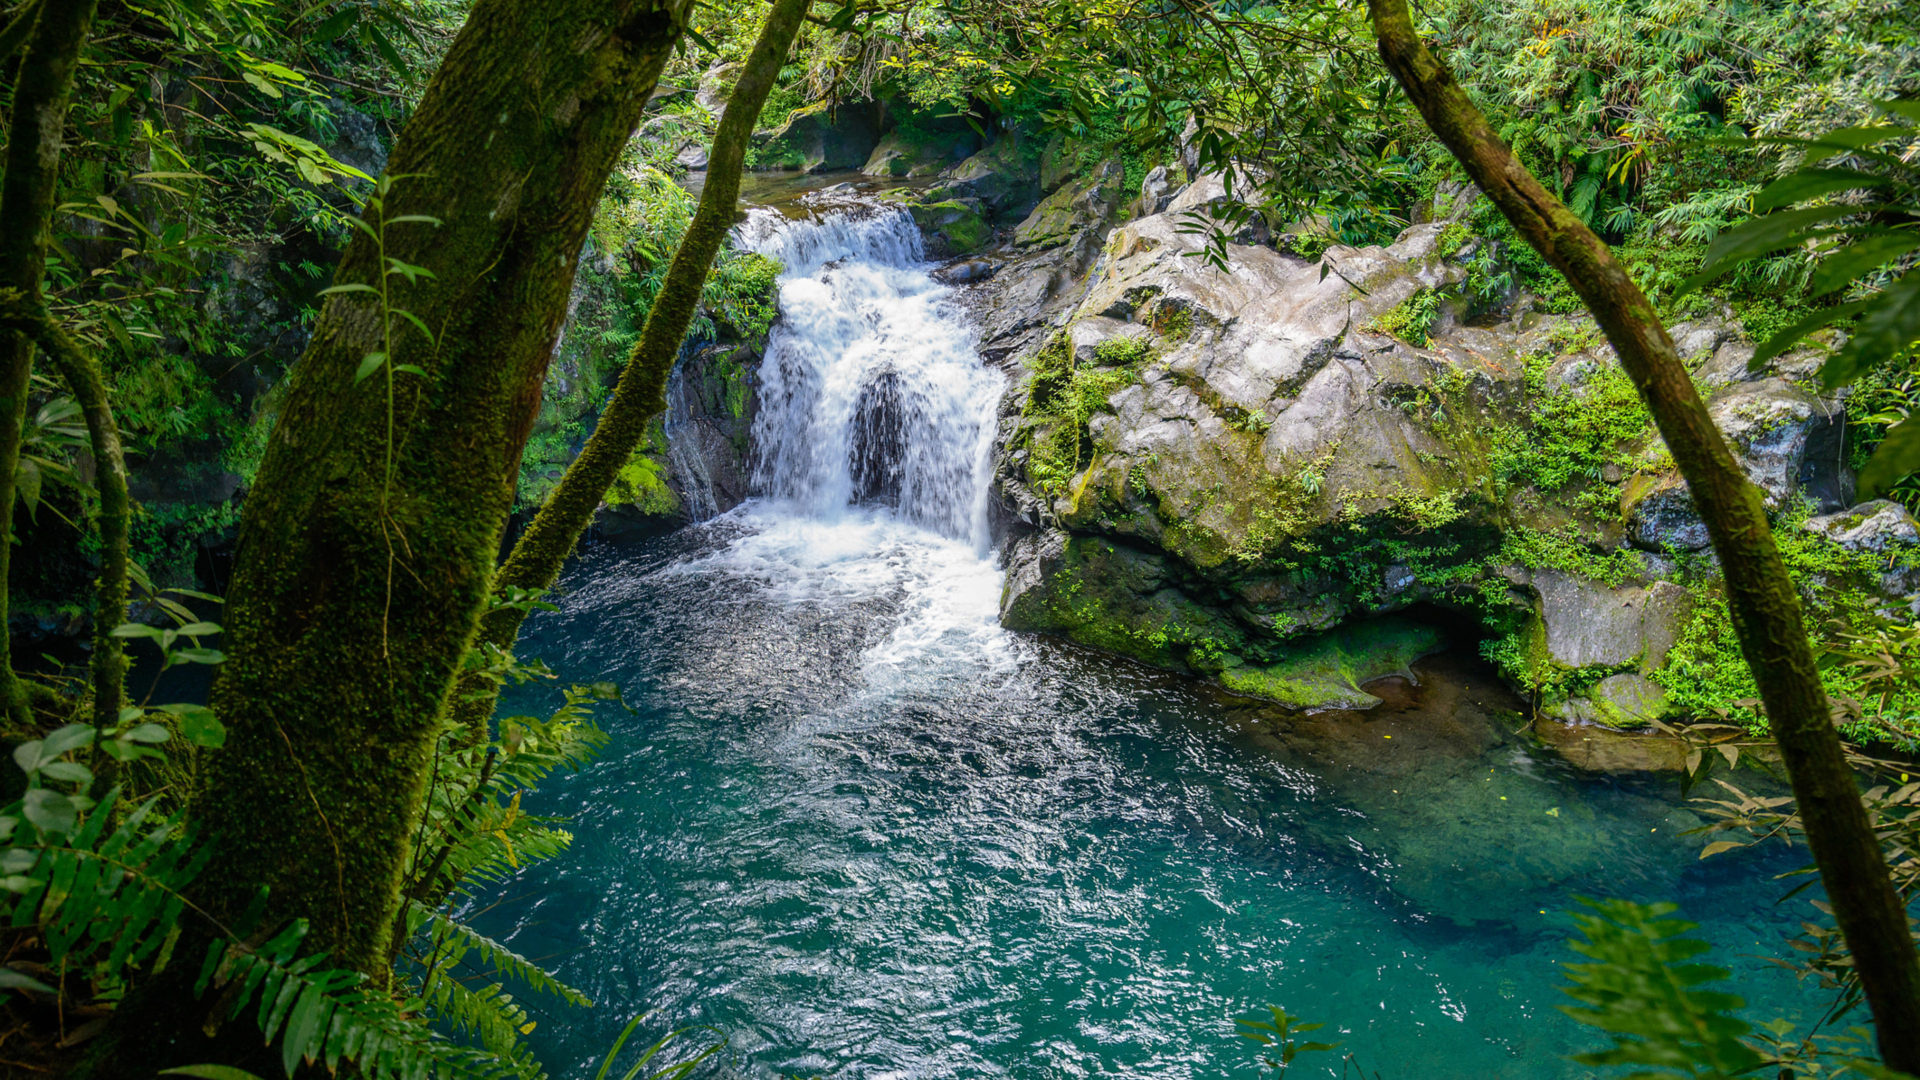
<box><xmin>1218</xmin><ymin>616</ymin><xmax>1444</xmax><ymax>709</ymax></box>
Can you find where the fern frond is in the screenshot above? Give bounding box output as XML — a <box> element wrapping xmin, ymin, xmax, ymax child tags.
<box><xmin>416</xmin><ymin>973</ymin><xmax>545</xmax><ymax>1079</ymax></box>
<box><xmin>2</xmin><ymin>790</ymin><xmax>207</xmax><ymax>978</ymax></box>
<box><xmin>197</xmin><ymin>921</ymin><xmax>524</xmax><ymax>1080</ymax></box>
<box><xmin>408</xmin><ymin>901</ymin><xmax>590</xmax><ymax>1008</ymax></box>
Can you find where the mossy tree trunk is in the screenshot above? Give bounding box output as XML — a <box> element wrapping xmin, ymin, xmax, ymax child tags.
<box><xmin>0</xmin><ymin>297</ymin><xmax>129</xmax><ymax>758</ymax></box>
<box><xmin>102</xmin><ymin>0</ymin><xmax>691</xmax><ymax>1068</ymax></box>
<box><xmin>448</xmin><ymin>0</ymin><xmax>812</xmax><ymax>734</ymax></box>
<box><xmin>1364</xmin><ymin>0</ymin><xmax>1920</xmax><ymax>1068</ymax></box>
<box><xmin>0</xmin><ymin>0</ymin><xmax>101</xmax><ymax>725</ymax></box>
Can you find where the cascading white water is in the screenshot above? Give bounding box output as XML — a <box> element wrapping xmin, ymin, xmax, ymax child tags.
<box><xmin>737</xmin><ymin>202</ymin><xmax>1003</xmax><ymax>551</ymax></box>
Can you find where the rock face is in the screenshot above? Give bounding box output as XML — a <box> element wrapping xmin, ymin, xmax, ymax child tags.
<box><xmin>949</xmin><ymin>156</ymin><xmax>1918</xmax><ymax>725</ymax></box>
<box><xmin>757</xmin><ymin>100</ymin><xmax>882</xmax><ymax>173</ymax></box>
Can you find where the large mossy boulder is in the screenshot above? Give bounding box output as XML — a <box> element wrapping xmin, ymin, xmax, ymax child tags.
<box><xmin>985</xmin><ymin>172</ymin><xmax>1911</xmax><ymax>731</ymax></box>
<box><xmin>861</xmin><ymin>119</ymin><xmax>981</xmax><ymax>179</ymax></box>
<box><xmin>755</xmin><ymin>100</ymin><xmax>882</xmax><ymax>173</ymax></box>
<box><xmin>1014</xmin><ymin>161</ymin><xmax>1124</xmax><ymax>249</ymax></box>
<box><xmin>936</xmin><ymin>137</ymin><xmax>1042</xmax><ymax>220</ymax></box>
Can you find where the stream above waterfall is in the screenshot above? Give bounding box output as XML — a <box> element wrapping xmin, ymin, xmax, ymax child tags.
<box><xmin>475</xmin><ymin>200</ymin><xmax>1825</xmax><ymax>1079</ymax></box>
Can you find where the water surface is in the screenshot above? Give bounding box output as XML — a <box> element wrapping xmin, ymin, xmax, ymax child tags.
<box><xmin>476</xmin><ymin>200</ymin><xmax>1823</xmax><ymax>1079</ymax></box>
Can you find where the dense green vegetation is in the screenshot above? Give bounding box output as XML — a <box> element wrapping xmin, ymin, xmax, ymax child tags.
<box><xmin>0</xmin><ymin>0</ymin><xmax>1917</xmax><ymax>1074</ymax></box>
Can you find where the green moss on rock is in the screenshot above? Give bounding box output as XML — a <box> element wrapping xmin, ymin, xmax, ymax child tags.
<box><xmin>1218</xmin><ymin>616</ymin><xmax>1442</xmax><ymax>709</ymax></box>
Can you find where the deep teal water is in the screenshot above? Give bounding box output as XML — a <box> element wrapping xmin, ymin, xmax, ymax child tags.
<box><xmin>474</xmin><ymin>507</ymin><xmax>1828</xmax><ymax>1080</ymax></box>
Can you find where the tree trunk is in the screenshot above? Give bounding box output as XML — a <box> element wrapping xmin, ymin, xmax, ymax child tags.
<box><xmin>0</xmin><ymin>296</ymin><xmax>129</xmax><ymax>762</ymax></box>
<box><xmin>448</xmin><ymin>0</ymin><xmax>812</xmax><ymax>734</ymax></box>
<box><xmin>0</xmin><ymin>0</ymin><xmax>101</xmax><ymax>725</ymax></box>
<box><xmin>100</xmin><ymin>0</ymin><xmax>691</xmax><ymax>1068</ymax></box>
<box><xmin>1364</xmin><ymin>0</ymin><xmax>1920</xmax><ymax>1068</ymax></box>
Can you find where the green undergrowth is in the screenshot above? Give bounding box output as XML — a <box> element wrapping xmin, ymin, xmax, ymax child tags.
<box><xmin>1655</xmin><ymin>506</ymin><xmax>1920</xmax><ymax>747</ymax></box>
<box><xmin>1020</xmin><ymin>332</ymin><xmax>1153</xmax><ymax>499</ymax></box>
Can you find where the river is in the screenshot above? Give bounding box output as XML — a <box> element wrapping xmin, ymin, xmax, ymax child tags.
<box><xmin>476</xmin><ymin>198</ymin><xmax>1825</xmax><ymax>1079</ymax></box>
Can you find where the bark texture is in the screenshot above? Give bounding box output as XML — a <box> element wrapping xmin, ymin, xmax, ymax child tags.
<box><xmin>101</xmin><ymin>0</ymin><xmax>691</xmax><ymax>1068</ymax></box>
<box><xmin>0</xmin><ymin>0</ymin><xmax>100</xmax><ymax>724</ymax></box>
<box><xmin>449</xmin><ymin>0</ymin><xmax>812</xmax><ymax>733</ymax></box>
<box><xmin>1365</xmin><ymin>0</ymin><xmax>1920</xmax><ymax>1068</ymax></box>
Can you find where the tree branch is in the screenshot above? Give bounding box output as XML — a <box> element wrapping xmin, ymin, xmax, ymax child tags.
<box><xmin>448</xmin><ymin>0</ymin><xmax>815</xmax><ymax>736</ymax></box>
<box><xmin>1364</xmin><ymin>0</ymin><xmax>1920</xmax><ymax>1068</ymax></box>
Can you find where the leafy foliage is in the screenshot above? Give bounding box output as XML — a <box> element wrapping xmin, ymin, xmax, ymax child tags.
<box><xmin>1560</xmin><ymin>898</ymin><xmax>1768</xmax><ymax>1079</ymax></box>
<box><xmin>1683</xmin><ymin>101</ymin><xmax>1920</xmax><ymax>495</ymax></box>
<box><xmin>1236</xmin><ymin>1005</ymin><xmax>1341</xmax><ymax>1073</ymax></box>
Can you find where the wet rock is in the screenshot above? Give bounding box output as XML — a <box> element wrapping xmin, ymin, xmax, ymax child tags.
<box><xmin>1014</xmin><ymin>160</ymin><xmax>1125</xmax><ymax>249</ymax></box>
<box><xmin>1623</xmin><ymin>474</ymin><xmax>1711</xmax><ymax>552</ymax></box>
<box><xmin>937</xmin><ymin>138</ymin><xmax>1041</xmax><ymax>220</ymax></box>
<box><xmin>1527</xmin><ymin>571</ymin><xmax>1692</xmax><ymax>671</ymax></box>
<box><xmin>1132</xmin><ymin>164</ymin><xmax>1176</xmax><ymax>218</ymax></box>
<box><xmin>1549</xmin><ymin>673</ymin><xmax>1672</xmax><ymax>729</ymax></box>
<box><xmin>1216</xmin><ymin>616</ymin><xmax>1443</xmax><ymax>710</ymax></box>
<box><xmin>1707</xmin><ymin>378</ymin><xmax>1848</xmax><ymax>509</ymax></box>
<box><xmin>862</xmin><ymin>124</ymin><xmax>981</xmax><ymax>179</ymax></box>
<box><xmin>1806</xmin><ymin>500</ymin><xmax>1920</xmax><ymax>600</ymax></box>
<box><xmin>758</xmin><ymin>100</ymin><xmax>882</xmax><ymax>173</ymax></box>
<box><xmin>1535</xmin><ymin>713</ymin><xmax>1688</xmax><ymax>771</ymax></box>
<box><xmin>932</xmin><ymin>258</ymin><xmax>996</xmax><ymax>285</ymax></box>
<box><xmin>695</xmin><ymin>62</ymin><xmax>738</xmax><ymax>114</ymax></box>
<box><xmin>1807</xmin><ymin>499</ymin><xmax>1920</xmax><ymax>553</ymax></box>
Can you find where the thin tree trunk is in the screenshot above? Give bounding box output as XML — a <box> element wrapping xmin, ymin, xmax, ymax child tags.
<box><xmin>0</xmin><ymin>0</ymin><xmax>101</xmax><ymax>725</ymax></box>
<box><xmin>0</xmin><ymin>296</ymin><xmax>129</xmax><ymax>761</ymax></box>
<box><xmin>100</xmin><ymin>0</ymin><xmax>691</xmax><ymax>1069</ymax></box>
<box><xmin>448</xmin><ymin>0</ymin><xmax>812</xmax><ymax>735</ymax></box>
<box><xmin>1364</xmin><ymin>0</ymin><xmax>1920</xmax><ymax>1068</ymax></box>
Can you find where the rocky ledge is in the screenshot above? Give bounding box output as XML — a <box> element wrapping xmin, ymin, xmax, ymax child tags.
<box><xmin>953</xmin><ymin>164</ymin><xmax>1916</xmax><ymax>728</ymax></box>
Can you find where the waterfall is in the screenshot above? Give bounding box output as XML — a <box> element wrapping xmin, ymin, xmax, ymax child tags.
<box><xmin>737</xmin><ymin>202</ymin><xmax>1002</xmax><ymax>550</ymax></box>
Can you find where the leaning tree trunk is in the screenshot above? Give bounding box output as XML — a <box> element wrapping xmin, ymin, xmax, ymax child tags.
<box><xmin>100</xmin><ymin>0</ymin><xmax>692</xmax><ymax>1069</ymax></box>
<box><xmin>0</xmin><ymin>296</ymin><xmax>130</xmax><ymax>765</ymax></box>
<box><xmin>0</xmin><ymin>0</ymin><xmax>101</xmax><ymax>725</ymax></box>
<box><xmin>447</xmin><ymin>0</ymin><xmax>812</xmax><ymax>735</ymax></box>
<box><xmin>1364</xmin><ymin>0</ymin><xmax>1920</xmax><ymax>1069</ymax></box>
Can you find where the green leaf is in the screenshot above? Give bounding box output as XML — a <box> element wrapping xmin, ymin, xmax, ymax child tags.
<box><xmin>41</xmin><ymin>724</ymin><xmax>95</xmax><ymax>761</ymax></box>
<box><xmin>171</xmin><ymin>648</ymin><xmax>227</xmax><ymax>666</ymax></box>
<box><xmin>355</xmin><ymin>352</ymin><xmax>387</xmax><ymax>384</ymax></box>
<box><xmin>1753</xmin><ymin>167</ymin><xmax>1893</xmax><ymax>212</ymax></box>
<box><xmin>1877</xmin><ymin>100</ymin><xmax>1920</xmax><ymax>124</ymax></box>
<box><xmin>308</xmin><ymin>5</ymin><xmax>360</xmax><ymax>43</ymax></box>
<box><xmin>1811</xmin><ymin>232</ymin><xmax>1920</xmax><ymax>296</ymax></box>
<box><xmin>123</xmin><ymin>723</ymin><xmax>172</xmax><ymax>745</ymax></box>
<box><xmin>319</xmin><ymin>283</ymin><xmax>378</xmax><ymax>297</ymax></box>
<box><xmin>160</xmin><ymin>704</ymin><xmax>227</xmax><ymax>748</ymax></box>
<box><xmin>1820</xmin><ymin>270</ymin><xmax>1920</xmax><ymax>388</ymax></box>
<box><xmin>1860</xmin><ymin>414</ymin><xmax>1920</xmax><ymax>498</ymax></box>
<box><xmin>385</xmin><ymin>214</ymin><xmax>443</xmax><ymax>227</ymax></box>
<box><xmin>38</xmin><ymin>761</ymin><xmax>93</xmax><ymax>786</ymax></box>
<box><xmin>23</xmin><ymin>790</ymin><xmax>77</xmax><ymax>834</ymax></box>
<box><xmin>1700</xmin><ymin>204</ymin><xmax>1862</xmax><ymax>277</ymax></box>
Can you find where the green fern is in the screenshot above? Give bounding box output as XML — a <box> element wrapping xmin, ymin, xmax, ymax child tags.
<box><xmin>408</xmin><ymin>902</ymin><xmax>590</xmax><ymax>1008</ymax></box>
<box><xmin>1560</xmin><ymin>898</ymin><xmax>1768</xmax><ymax>1079</ymax></box>
<box><xmin>197</xmin><ymin>920</ymin><xmax>525</xmax><ymax>1080</ymax></box>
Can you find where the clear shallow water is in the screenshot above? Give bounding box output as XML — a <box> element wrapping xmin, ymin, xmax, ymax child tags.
<box><xmin>474</xmin><ymin>200</ymin><xmax>1827</xmax><ymax>1078</ymax></box>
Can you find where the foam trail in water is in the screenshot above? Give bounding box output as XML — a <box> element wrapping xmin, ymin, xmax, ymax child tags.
<box><xmin>739</xmin><ymin>204</ymin><xmax>1003</xmax><ymax>551</ymax></box>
